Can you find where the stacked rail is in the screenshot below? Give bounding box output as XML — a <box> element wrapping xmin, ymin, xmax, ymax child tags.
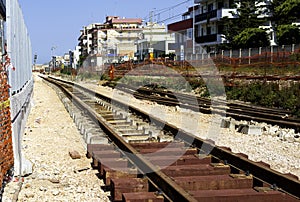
<box><xmin>113</xmin><ymin>83</ymin><xmax>300</xmax><ymax>133</ymax></box>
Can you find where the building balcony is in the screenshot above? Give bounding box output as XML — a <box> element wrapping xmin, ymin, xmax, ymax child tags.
<box><xmin>195</xmin><ymin>8</ymin><xmax>236</xmax><ymax>23</ymax></box>
<box><xmin>196</xmin><ymin>34</ymin><xmax>227</xmax><ymax>44</ymax></box>
<box><xmin>168</xmin><ymin>18</ymin><xmax>193</xmax><ymax>32</ymax></box>
<box><xmin>196</xmin><ymin>34</ymin><xmax>217</xmax><ymax>43</ymax></box>
<box><xmin>116</xmin><ymin>33</ymin><xmax>140</xmax><ymax>38</ymax></box>
<box><xmin>195</xmin><ymin>9</ymin><xmax>217</xmax><ymax>23</ymax></box>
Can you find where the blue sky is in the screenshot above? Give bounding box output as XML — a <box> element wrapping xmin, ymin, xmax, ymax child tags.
<box><xmin>18</xmin><ymin>0</ymin><xmax>191</xmax><ymax>64</ymax></box>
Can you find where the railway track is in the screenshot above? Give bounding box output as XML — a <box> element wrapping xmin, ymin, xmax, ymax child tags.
<box><xmin>43</xmin><ymin>76</ymin><xmax>299</xmax><ymax>202</ymax></box>
<box><xmin>112</xmin><ymin>83</ymin><xmax>300</xmax><ymax>133</ymax></box>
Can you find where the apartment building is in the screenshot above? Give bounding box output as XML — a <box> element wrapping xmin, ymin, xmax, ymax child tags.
<box><xmin>78</xmin><ymin>16</ymin><xmax>143</xmax><ymax>64</ymax></box>
<box><xmin>167</xmin><ymin>6</ymin><xmax>197</xmax><ymax>60</ymax></box>
<box><xmin>136</xmin><ymin>22</ymin><xmax>175</xmax><ymax>60</ymax></box>
<box><xmin>194</xmin><ymin>0</ymin><xmax>280</xmax><ymax>52</ymax></box>
<box><xmin>194</xmin><ymin>0</ymin><xmax>236</xmax><ymax>52</ymax></box>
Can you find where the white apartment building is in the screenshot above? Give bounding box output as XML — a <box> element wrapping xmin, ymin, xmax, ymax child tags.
<box><xmin>168</xmin><ymin>5</ymin><xmax>198</xmax><ymax>60</ymax></box>
<box><xmin>136</xmin><ymin>22</ymin><xmax>175</xmax><ymax>60</ymax></box>
<box><xmin>72</xmin><ymin>46</ymin><xmax>81</xmax><ymax>68</ymax></box>
<box><xmin>194</xmin><ymin>0</ymin><xmax>237</xmax><ymax>52</ymax></box>
<box><xmin>194</xmin><ymin>0</ymin><xmax>277</xmax><ymax>52</ymax></box>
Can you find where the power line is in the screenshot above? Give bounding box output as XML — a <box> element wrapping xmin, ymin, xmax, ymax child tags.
<box><xmin>155</xmin><ymin>0</ymin><xmax>190</xmax><ymax>14</ymax></box>
<box><xmin>157</xmin><ymin>13</ymin><xmax>183</xmax><ymax>24</ymax></box>
<box><xmin>143</xmin><ymin>0</ymin><xmax>190</xmax><ymax>22</ymax></box>
<box><xmin>155</xmin><ymin>0</ymin><xmax>190</xmax><ymax>16</ymax></box>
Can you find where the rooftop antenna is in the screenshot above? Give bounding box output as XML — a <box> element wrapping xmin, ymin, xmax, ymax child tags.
<box><xmin>113</xmin><ymin>1</ymin><xmax>118</xmax><ymax>16</ymax></box>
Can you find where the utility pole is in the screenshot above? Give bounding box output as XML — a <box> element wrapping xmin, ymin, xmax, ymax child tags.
<box><xmin>33</xmin><ymin>54</ymin><xmax>37</xmax><ymax>71</ymax></box>
<box><xmin>149</xmin><ymin>9</ymin><xmax>155</xmax><ymax>60</ymax></box>
<box><xmin>51</xmin><ymin>46</ymin><xmax>57</xmax><ymax>73</ymax></box>
<box><xmin>192</xmin><ymin>0</ymin><xmax>195</xmax><ymax>54</ymax></box>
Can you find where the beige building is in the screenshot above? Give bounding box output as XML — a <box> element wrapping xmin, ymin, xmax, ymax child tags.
<box><xmin>78</xmin><ymin>16</ymin><xmax>143</xmax><ymax>64</ymax></box>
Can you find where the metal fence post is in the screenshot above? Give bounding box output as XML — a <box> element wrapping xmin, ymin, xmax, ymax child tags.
<box><xmin>292</xmin><ymin>44</ymin><xmax>295</xmax><ymax>53</ymax></box>
<box><xmin>259</xmin><ymin>47</ymin><xmax>262</xmax><ymax>55</ymax></box>
<box><xmin>249</xmin><ymin>48</ymin><xmax>251</xmax><ymax>65</ymax></box>
<box><xmin>271</xmin><ymin>46</ymin><xmax>273</xmax><ymax>63</ymax></box>
<box><xmin>239</xmin><ymin>48</ymin><xmax>242</xmax><ymax>64</ymax></box>
<box><xmin>229</xmin><ymin>49</ymin><xmax>232</xmax><ymax>64</ymax></box>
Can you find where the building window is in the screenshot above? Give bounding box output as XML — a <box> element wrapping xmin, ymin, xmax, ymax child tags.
<box><xmin>229</xmin><ymin>0</ymin><xmax>235</xmax><ymax>8</ymax></box>
<box><xmin>218</xmin><ymin>25</ymin><xmax>224</xmax><ymax>34</ymax></box>
<box><xmin>187</xmin><ymin>29</ymin><xmax>192</xmax><ymax>39</ymax></box>
<box><xmin>195</xmin><ymin>25</ymin><xmax>199</xmax><ymax>37</ymax></box>
<box><xmin>218</xmin><ymin>2</ymin><xmax>224</xmax><ymax>9</ymax></box>
<box><xmin>208</xmin><ymin>3</ymin><xmax>214</xmax><ymax>12</ymax></box>
<box><xmin>207</xmin><ymin>27</ymin><xmax>211</xmax><ymax>35</ymax></box>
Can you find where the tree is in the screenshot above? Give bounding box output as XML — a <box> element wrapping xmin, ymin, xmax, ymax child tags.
<box><xmin>236</xmin><ymin>0</ymin><xmax>266</xmax><ymax>30</ymax></box>
<box><xmin>276</xmin><ymin>24</ymin><xmax>300</xmax><ymax>45</ymax></box>
<box><xmin>221</xmin><ymin>16</ymin><xmax>239</xmax><ymax>46</ymax></box>
<box><xmin>221</xmin><ymin>0</ymin><xmax>267</xmax><ymax>48</ymax></box>
<box><xmin>266</xmin><ymin>0</ymin><xmax>285</xmax><ymax>21</ymax></box>
<box><xmin>233</xmin><ymin>28</ymin><xmax>270</xmax><ymax>48</ymax></box>
<box><xmin>275</xmin><ymin>0</ymin><xmax>300</xmax><ymax>24</ymax></box>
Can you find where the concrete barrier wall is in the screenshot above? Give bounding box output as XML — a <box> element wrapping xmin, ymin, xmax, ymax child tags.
<box><xmin>10</xmin><ymin>79</ymin><xmax>33</xmax><ymax>176</ymax></box>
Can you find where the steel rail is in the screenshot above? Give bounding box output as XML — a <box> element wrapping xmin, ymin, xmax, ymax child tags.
<box><xmin>46</xmin><ymin>76</ymin><xmax>300</xmax><ymax>199</ymax></box>
<box><xmin>44</xmin><ymin>76</ymin><xmax>198</xmax><ymax>202</ymax></box>
<box><xmin>115</xmin><ymin>84</ymin><xmax>300</xmax><ymax>132</ymax></box>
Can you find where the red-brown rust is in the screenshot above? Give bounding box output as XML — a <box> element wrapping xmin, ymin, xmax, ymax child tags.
<box><xmin>256</xmin><ymin>161</ymin><xmax>271</xmax><ymax>168</ymax></box>
<box><xmin>173</xmin><ymin>174</ymin><xmax>253</xmax><ymax>191</ymax></box>
<box><xmin>284</xmin><ymin>173</ymin><xmax>299</xmax><ymax>181</ymax></box>
<box><xmin>92</xmin><ymin>150</ymin><xmax>121</xmax><ymax>168</ymax></box>
<box><xmin>130</xmin><ymin>142</ymin><xmax>185</xmax><ymax>149</ymax></box>
<box><xmin>138</xmin><ymin>148</ymin><xmax>198</xmax><ymax>156</ymax></box>
<box><xmin>236</xmin><ymin>153</ymin><xmax>249</xmax><ymax>159</ymax></box>
<box><xmin>147</xmin><ymin>155</ymin><xmax>212</xmax><ymax>167</ymax></box>
<box><xmin>98</xmin><ymin>158</ymin><xmax>129</xmax><ymax>176</ymax></box>
<box><xmin>162</xmin><ymin>164</ymin><xmax>230</xmax><ymax>177</ymax></box>
<box><xmin>103</xmin><ymin>167</ymin><xmax>137</xmax><ymax>186</ymax></box>
<box><xmin>190</xmin><ymin>189</ymin><xmax>299</xmax><ymax>202</ymax></box>
<box><xmin>122</xmin><ymin>192</ymin><xmax>164</xmax><ymax>202</ymax></box>
<box><xmin>47</xmin><ymin>77</ymin><xmax>300</xmax><ymax>201</ymax></box>
<box><xmin>86</xmin><ymin>144</ymin><xmax>114</xmax><ymax>158</ymax></box>
<box><xmin>110</xmin><ymin>178</ymin><xmax>148</xmax><ymax>201</ymax></box>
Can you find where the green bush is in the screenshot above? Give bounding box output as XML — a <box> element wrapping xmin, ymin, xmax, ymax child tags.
<box><xmin>225</xmin><ymin>82</ymin><xmax>300</xmax><ymax>117</ymax></box>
